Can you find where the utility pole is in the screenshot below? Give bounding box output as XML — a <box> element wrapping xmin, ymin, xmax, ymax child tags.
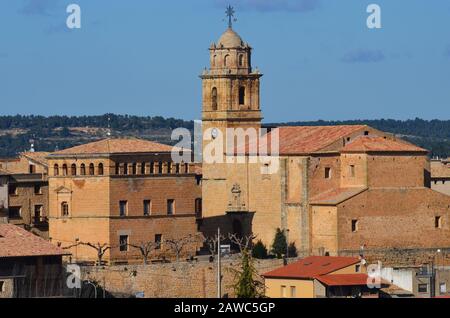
<box><xmin>217</xmin><ymin>227</ymin><xmax>222</xmax><ymax>299</ymax></box>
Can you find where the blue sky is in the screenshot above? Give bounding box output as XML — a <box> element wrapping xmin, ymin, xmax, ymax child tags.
<box><xmin>0</xmin><ymin>0</ymin><xmax>450</xmax><ymax>122</ymax></box>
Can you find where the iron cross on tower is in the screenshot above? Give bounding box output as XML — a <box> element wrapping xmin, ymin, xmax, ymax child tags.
<box><xmin>225</xmin><ymin>5</ymin><xmax>237</xmax><ymax>29</ymax></box>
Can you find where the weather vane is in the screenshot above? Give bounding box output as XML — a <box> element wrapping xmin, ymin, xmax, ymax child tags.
<box><xmin>225</xmin><ymin>5</ymin><xmax>237</xmax><ymax>29</ymax></box>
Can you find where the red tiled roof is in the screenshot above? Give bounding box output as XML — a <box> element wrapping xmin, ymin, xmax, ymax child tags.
<box><xmin>0</xmin><ymin>224</ymin><xmax>69</xmax><ymax>258</ymax></box>
<box><xmin>310</xmin><ymin>187</ymin><xmax>368</xmax><ymax>205</ymax></box>
<box><xmin>235</xmin><ymin>125</ymin><xmax>367</xmax><ymax>155</ymax></box>
<box><xmin>21</xmin><ymin>152</ymin><xmax>50</xmax><ymax>167</ymax></box>
<box><xmin>341</xmin><ymin>136</ymin><xmax>427</xmax><ymax>153</ymax></box>
<box><xmin>263</xmin><ymin>256</ymin><xmax>361</xmax><ymax>279</ymax></box>
<box><xmin>316</xmin><ymin>274</ymin><xmax>370</xmax><ymax>286</ymax></box>
<box><xmin>51</xmin><ymin>138</ymin><xmax>175</xmax><ymax>156</ymax></box>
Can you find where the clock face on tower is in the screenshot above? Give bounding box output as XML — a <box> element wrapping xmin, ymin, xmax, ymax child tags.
<box><xmin>211</xmin><ymin>128</ymin><xmax>219</xmax><ymax>139</ymax></box>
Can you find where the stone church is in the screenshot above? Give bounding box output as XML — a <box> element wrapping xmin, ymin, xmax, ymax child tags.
<box><xmin>199</xmin><ymin>24</ymin><xmax>450</xmax><ymax>257</ymax></box>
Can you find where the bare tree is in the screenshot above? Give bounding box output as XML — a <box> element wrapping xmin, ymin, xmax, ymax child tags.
<box><xmin>165</xmin><ymin>234</ymin><xmax>201</xmax><ymax>262</ymax></box>
<box><xmin>129</xmin><ymin>241</ymin><xmax>160</xmax><ymax>265</ymax></box>
<box><xmin>228</xmin><ymin>233</ymin><xmax>256</xmax><ymax>253</ymax></box>
<box><xmin>205</xmin><ymin>234</ymin><xmax>226</xmax><ymax>256</ymax></box>
<box><xmin>63</xmin><ymin>242</ymin><xmax>111</xmax><ymax>266</ymax></box>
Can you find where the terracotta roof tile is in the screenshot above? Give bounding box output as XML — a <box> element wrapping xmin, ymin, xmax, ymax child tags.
<box><xmin>0</xmin><ymin>224</ymin><xmax>69</xmax><ymax>258</ymax></box>
<box><xmin>21</xmin><ymin>152</ymin><xmax>50</xmax><ymax>167</ymax></box>
<box><xmin>51</xmin><ymin>138</ymin><xmax>175</xmax><ymax>156</ymax></box>
<box><xmin>263</xmin><ymin>256</ymin><xmax>361</xmax><ymax>279</ymax></box>
<box><xmin>310</xmin><ymin>187</ymin><xmax>367</xmax><ymax>205</ymax></box>
<box><xmin>235</xmin><ymin>125</ymin><xmax>368</xmax><ymax>155</ymax></box>
<box><xmin>316</xmin><ymin>274</ymin><xmax>371</xmax><ymax>286</ymax></box>
<box><xmin>341</xmin><ymin>136</ymin><xmax>427</xmax><ymax>153</ymax></box>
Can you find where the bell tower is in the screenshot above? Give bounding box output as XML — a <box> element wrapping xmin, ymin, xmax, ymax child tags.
<box><xmin>201</xmin><ymin>7</ymin><xmax>263</xmax><ymax>146</ymax></box>
<box><xmin>200</xmin><ymin>7</ymin><xmax>263</xmax><ymax>226</ymax></box>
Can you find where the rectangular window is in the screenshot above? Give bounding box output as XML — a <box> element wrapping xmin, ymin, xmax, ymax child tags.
<box><xmin>0</xmin><ymin>281</ymin><xmax>4</xmax><ymax>293</ymax></box>
<box><xmin>418</xmin><ymin>284</ymin><xmax>428</xmax><ymax>293</ymax></box>
<box><xmin>8</xmin><ymin>185</ymin><xmax>18</xmax><ymax>196</ymax></box>
<box><xmin>290</xmin><ymin>286</ymin><xmax>296</xmax><ymax>298</ymax></box>
<box><xmin>324</xmin><ymin>167</ymin><xmax>331</xmax><ymax>179</ymax></box>
<box><xmin>356</xmin><ymin>264</ymin><xmax>361</xmax><ymax>273</ymax></box>
<box><xmin>119</xmin><ymin>201</ymin><xmax>128</xmax><ymax>217</ymax></box>
<box><xmin>29</xmin><ymin>165</ymin><xmax>36</xmax><ymax>174</ymax></box>
<box><xmin>144</xmin><ymin>200</ymin><xmax>151</xmax><ymax>216</ymax></box>
<box><xmin>351</xmin><ymin>220</ymin><xmax>358</xmax><ymax>233</ymax></box>
<box><xmin>119</xmin><ymin>235</ymin><xmax>129</xmax><ymax>252</ymax></box>
<box><xmin>349</xmin><ymin>165</ymin><xmax>355</xmax><ymax>177</ymax></box>
<box><xmin>34</xmin><ymin>205</ymin><xmax>43</xmax><ymax>223</ymax></box>
<box><xmin>281</xmin><ymin>285</ymin><xmax>287</xmax><ymax>298</ymax></box>
<box><xmin>155</xmin><ymin>234</ymin><xmax>162</xmax><ymax>249</ymax></box>
<box><xmin>167</xmin><ymin>199</ymin><xmax>175</xmax><ymax>215</ymax></box>
<box><xmin>440</xmin><ymin>283</ymin><xmax>447</xmax><ymax>295</ymax></box>
<box><xmin>8</xmin><ymin>207</ymin><xmax>21</xmax><ymax>219</ymax></box>
<box><xmin>34</xmin><ymin>185</ymin><xmax>42</xmax><ymax>195</ymax></box>
<box><xmin>435</xmin><ymin>216</ymin><xmax>442</xmax><ymax>229</ymax></box>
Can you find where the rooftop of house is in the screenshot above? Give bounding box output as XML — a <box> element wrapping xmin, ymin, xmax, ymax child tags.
<box><xmin>49</xmin><ymin>138</ymin><xmax>176</xmax><ymax>157</ymax></box>
<box><xmin>235</xmin><ymin>125</ymin><xmax>369</xmax><ymax>155</ymax></box>
<box><xmin>263</xmin><ymin>256</ymin><xmax>361</xmax><ymax>279</ymax></box>
<box><xmin>315</xmin><ymin>273</ymin><xmax>373</xmax><ymax>287</ymax></box>
<box><xmin>0</xmin><ymin>224</ymin><xmax>69</xmax><ymax>258</ymax></box>
<box><xmin>21</xmin><ymin>151</ymin><xmax>50</xmax><ymax>167</ymax></box>
<box><xmin>431</xmin><ymin>160</ymin><xmax>450</xmax><ymax>178</ymax></box>
<box><xmin>310</xmin><ymin>187</ymin><xmax>368</xmax><ymax>206</ymax></box>
<box><xmin>341</xmin><ymin>136</ymin><xmax>427</xmax><ymax>153</ymax></box>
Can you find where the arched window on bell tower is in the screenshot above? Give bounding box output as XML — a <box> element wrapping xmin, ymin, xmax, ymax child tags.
<box><xmin>239</xmin><ymin>86</ymin><xmax>245</xmax><ymax>105</ymax></box>
<box><xmin>224</xmin><ymin>54</ymin><xmax>230</xmax><ymax>67</ymax></box>
<box><xmin>238</xmin><ymin>54</ymin><xmax>244</xmax><ymax>67</ymax></box>
<box><xmin>212</xmin><ymin>87</ymin><xmax>218</xmax><ymax>110</ymax></box>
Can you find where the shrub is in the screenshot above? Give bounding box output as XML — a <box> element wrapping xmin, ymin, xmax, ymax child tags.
<box><xmin>252</xmin><ymin>240</ymin><xmax>268</xmax><ymax>259</ymax></box>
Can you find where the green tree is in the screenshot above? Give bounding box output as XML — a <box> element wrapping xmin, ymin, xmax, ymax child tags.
<box><xmin>271</xmin><ymin>228</ymin><xmax>287</xmax><ymax>259</ymax></box>
<box><xmin>252</xmin><ymin>240</ymin><xmax>268</xmax><ymax>259</ymax></box>
<box><xmin>288</xmin><ymin>242</ymin><xmax>298</xmax><ymax>258</ymax></box>
<box><xmin>231</xmin><ymin>250</ymin><xmax>264</xmax><ymax>298</ymax></box>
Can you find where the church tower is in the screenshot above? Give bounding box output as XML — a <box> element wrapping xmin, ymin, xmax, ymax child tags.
<box><xmin>200</xmin><ymin>11</ymin><xmax>263</xmax><ymax>147</ymax></box>
<box><xmin>200</xmin><ymin>7</ymin><xmax>263</xmax><ymax>231</ymax></box>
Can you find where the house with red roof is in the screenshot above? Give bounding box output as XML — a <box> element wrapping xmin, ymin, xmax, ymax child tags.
<box><xmin>262</xmin><ymin>256</ymin><xmax>388</xmax><ymax>298</ymax></box>
<box><xmin>0</xmin><ymin>224</ymin><xmax>69</xmax><ymax>298</ymax></box>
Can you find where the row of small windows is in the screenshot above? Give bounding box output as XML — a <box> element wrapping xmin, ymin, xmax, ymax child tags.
<box><xmin>54</xmin><ymin>163</ymin><xmax>103</xmax><ymax>176</ymax></box>
<box><xmin>60</xmin><ymin>199</ymin><xmax>202</xmax><ymax>218</ymax></box>
<box><xmin>212</xmin><ymin>54</ymin><xmax>245</xmax><ymax>68</ymax></box>
<box><xmin>53</xmin><ymin>162</ymin><xmax>191</xmax><ymax>176</ymax></box>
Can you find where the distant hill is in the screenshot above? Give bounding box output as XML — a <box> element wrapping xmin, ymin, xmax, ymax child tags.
<box><xmin>0</xmin><ymin>115</ymin><xmax>449</xmax><ymax>158</ymax></box>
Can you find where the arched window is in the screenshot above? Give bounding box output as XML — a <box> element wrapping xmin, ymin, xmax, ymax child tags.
<box><xmin>175</xmin><ymin>163</ymin><xmax>180</xmax><ymax>174</ymax></box>
<box><xmin>89</xmin><ymin>163</ymin><xmax>95</xmax><ymax>176</ymax></box>
<box><xmin>62</xmin><ymin>164</ymin><xmax>68</xmax><ymax>176</ymax></box>
<box><xmin>158</xmin><ymin>162</ymin><xmax>163</xmax><ymax>174</ymax></box>
<box><xmin>239</xmin><ymin>86</ymin><xmax>245</xmax><ymax>105</ymax></box>
<box><xmin>224</xmin><ymin>54</ymin><xmax>230</xmax><ymax>67</ymax></box>
<box><xmin>61</xmin><ymin>202</ymin><xmax>69</xmax><ymax>217</ymax></box>
<box><xmin>211</xmin><ymin>87</ymin><xmax>218</xmax><ymax>111</ymax></box>
<box><xmin>80</xmin><ymin>164</ymin><xmax>86</xmax><ymax>176</ymax></box>
<box><xmin>238</xmin><ymin>54</ymin><xmax>244</xmax><ymax>67</ymax></box>
<box><xmin>132</xmin><ymin>163</ymin><xmax>137</xmax><ymax>175</ymax></box>
<box><xmin>167</xmin><ymin>162</ymin><xmax>172</xmax><ymax>174</ymax></box>
<box><xmin>150</xmin><ymin>162</ymin><xmax>155</xmax><ymax>174</ymax></box>
<box><xmin>98</xmin><ymin>163</ymin><xmax>104</xmax><ymax>175</ymax></box>
<box><xmin>141</xmin><ymin>162</ymin><xmax>146</xmax><ymax>175</ymax></box>
<box><xmin>71</xmin><ymin>164</ymin><xmax>77</xmax><ymax>176</ymax></box>
<box><xmin>124</xmin><ymin>163</ymin><xmax>128</xmax><ymax>175</ymax></box>
<box><xmin>212</xmin><ymin>55</ymin><xmax>217</xmax><ymax>67</ymax></box>
<box><xmin>195</xmin><ymin>198</ymin><xmax>202</xmax><ymax>219</ymax></box>
<box><xmin>54</xmin><ymin>164</ymin><xmax>59</xmax><ymax>176</ymax></box>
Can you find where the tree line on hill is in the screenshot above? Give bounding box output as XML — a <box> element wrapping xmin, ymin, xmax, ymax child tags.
<box><xmin>0</xmin><ymin>115</ymin><xmax>449</xmax><ymax>158</ymax></box>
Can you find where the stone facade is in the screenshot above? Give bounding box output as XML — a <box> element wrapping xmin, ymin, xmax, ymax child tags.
<box><xmin>47</xmin><ymin>139</ymin><xmax>202</xmax><ymax>264</ymax></box>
